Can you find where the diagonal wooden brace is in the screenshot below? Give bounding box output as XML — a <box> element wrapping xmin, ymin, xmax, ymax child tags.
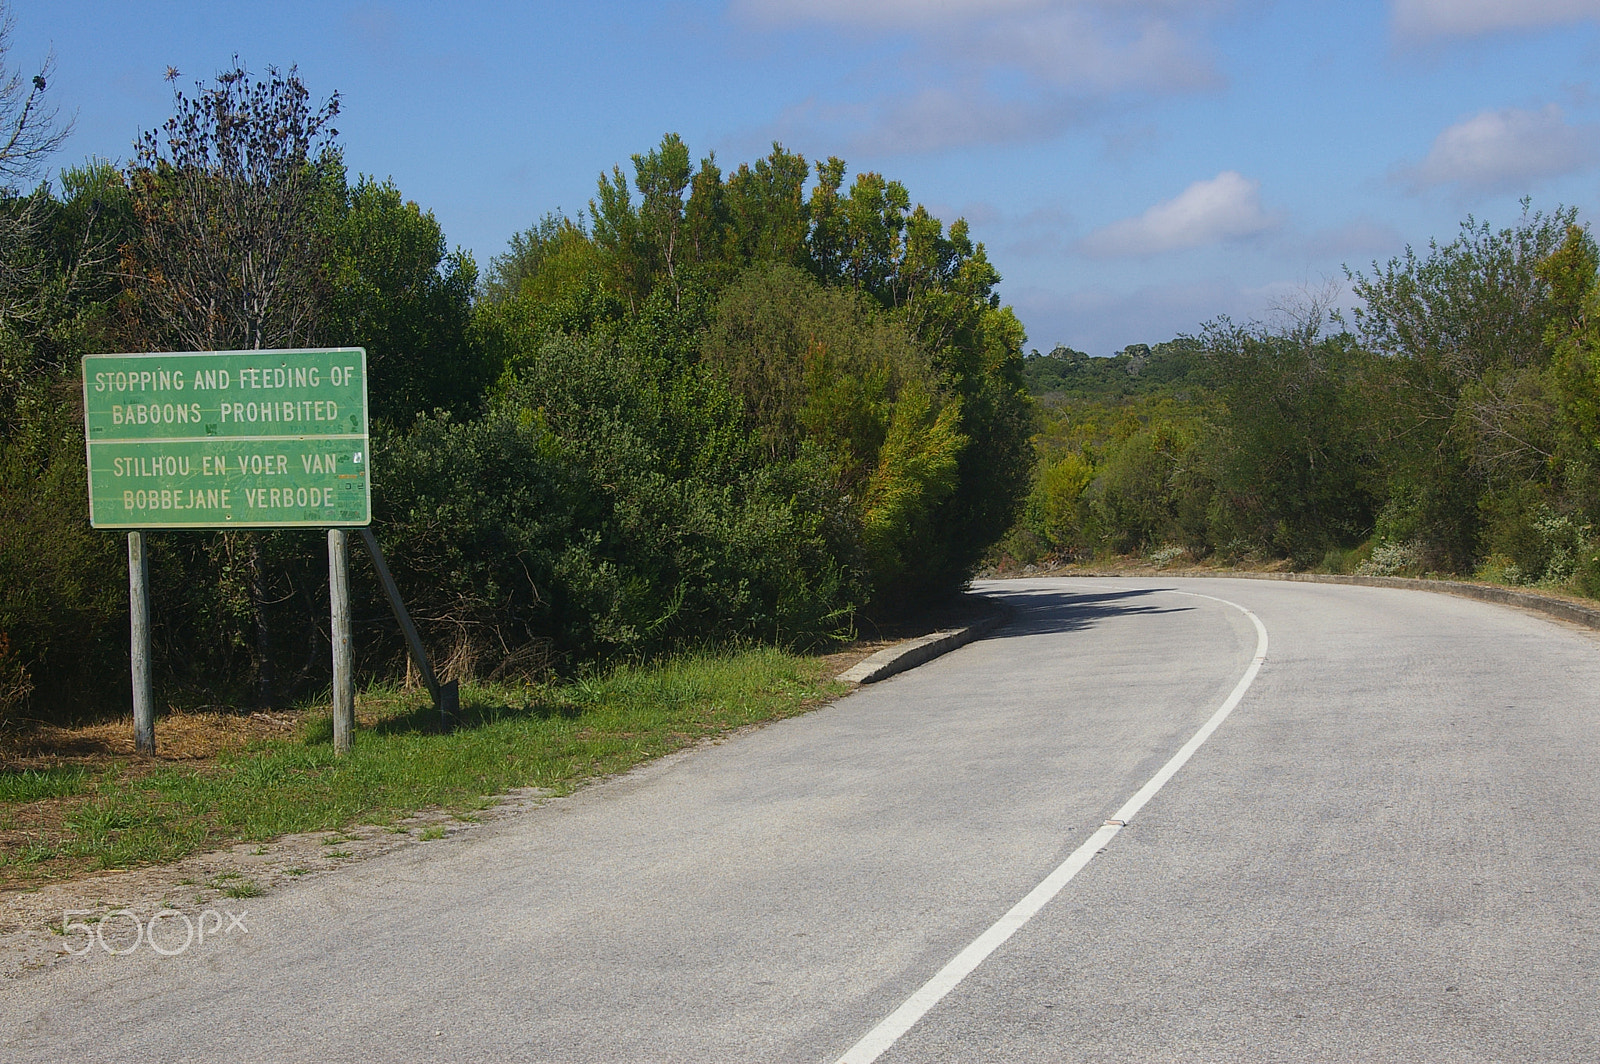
<box><xmin>359</xmin><ymin>527</ymin><xmax>458</xmax><ymax>729</ymax></box>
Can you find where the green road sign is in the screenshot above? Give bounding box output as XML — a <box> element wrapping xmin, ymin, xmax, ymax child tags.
<box><xmin>83</xmin><ymin>348</ymin><xmax>370</xmax><ymax>528</ymax></box>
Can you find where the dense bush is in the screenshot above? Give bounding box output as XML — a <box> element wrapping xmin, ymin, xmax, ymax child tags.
<box><xmin>1200</xmin><ymin>319</ymin><xmax>1378</xmax><ymax>563</ymax></box>
<box><xmin>700</xmin><ymin>263</ymin><xmax>968</xmax><ymax>601</ymax></box>
<box><xmin>0</xmin><ymin>401</ymin><xmax>127</xmax><ymax>716</ymax></box>
<box><xmin>482</xmin><ymin>136</ymin><xmax>1033</xmax><ymax>608</ymax></box>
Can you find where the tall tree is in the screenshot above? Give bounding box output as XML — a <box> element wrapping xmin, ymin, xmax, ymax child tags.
<box><xmin>1345</xmin><ymin>205</ymin><xmax>1576</xmax><ymax>567</ymax></box>
<box><xmin>0</xmin><ymin>3</ymin><xmax>68</xmax><ymax>190</ymax></box>
<box><xmin>723</xmin><ymin>144</ymin><xmax>809</xmax><ymax>268</ymax></box>
<box><xmin>0</xmin><ymin>3</ymin><xmax>73</xmax><ymax>331</ymax></box>
<box><xmin>125</xmin><ymin>60</ymin><xmax>340</xmax><ymax>352</ymax></box>
<box><xmin>681</xmin><ymin>154</ymin><xmax>728</xmax><ymax>270</ymax></box>
<box><xmin>631</xmin><ymin>133</ymin><xmax>691</xmax><ymax>303</ymax></box>
<box><xmin>124</xmin><ymin>60</ymin><xmax>341</xmax><ymax>707</ymax></box>
<box><xmin>322</xmin><ymin>175</ymin><xmax>482</xmax><ymax>425</ymax></box>
<box><xmin>1201</xmin><ymin>311</ymin><xmax>1378</xmax><ymax>560</ymax></box>
<box><xmin>483</xmin><ymin>211</ymin><xmax>567</xmax><ymax>303</ymax></box>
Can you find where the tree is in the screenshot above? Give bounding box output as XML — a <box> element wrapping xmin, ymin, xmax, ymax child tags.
<box><xmin>124</xmin><ymin>60</ymin><xmax>341</xmax><ymax>707</ymax></box>
<box><xmin>631</xmin><ymin>133</ymin><xmax>691</xmax><ymax>302</ymax></box>
<box><xmin>322</xmin><ymin>175</ymin><xmax>483</xmax><ymax>425</ymax></box>
<box><xmin>1202</xmin><ymin>312</ymin><xmax>1377</xmax><ymax>561</ymax></box>
<box><xmin>503</xmin><ymin>132</ymin><xmax>1035</xmax><ymax>604</ymax></box>
<box><xmin>590</xmin><ymin>134</ymin><xmax>696</xmax><ymax>310</ymax></box>
<box><xmin>1541</xmin><ymin>224</ymin><xmax>1600</xmax><ymax>462</ymax></box>
<box><xmin>0</xmin><ymin>17</ymin><xmax>126</xmax><ymax>725</ymax></box>
<box><xmin>1345</xmin><ymin>205</ymin><xmax>1577</xmax><ymax>568</ymax></box>
<box><xmin>700</xmin><ymin>263</ymin><xmax>980</xmax><ymax>602</ymax></box>
<box><xmin>700</xmin><ymin>262</ymin><xmax>937</xmax><ymax>475</ymax></box>
<box><xmin>0</xmin><ymin>161</ymin><xmax>132</xmax><ymax>442</ymax></box>
<box><xmin>0</xmin><ymin>22</ymin><xmax>129</xmax><ymax>716</ymax></box>
<box><xmin>0</xmin><ymin>4</ymin><xmax>69</xmax><ymax>191</ymax></box>
<box><xmin>0</xmin><ymin>4</ymin><xmax>74</xmax><ymax>331</ymax></box>
<box><xmin>483</xmin><ymin>211</ymin><xmax>569</xmax><ymax>303</ymax></box>
<box><xmin>125</xmin><ymin>59</ymin><xmax>341</xmax><ymax>352</ymax></box>
<box><xmin>723</xmin><ymin>144</ymin><xmax>809</xmax><ymax>268</ymax></box>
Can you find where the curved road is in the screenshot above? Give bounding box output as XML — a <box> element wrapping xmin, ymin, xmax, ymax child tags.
<box><xmin>4</xmin><ymin>577</ymin><xmax>1599</xmax><ymax>1062</ymax></box>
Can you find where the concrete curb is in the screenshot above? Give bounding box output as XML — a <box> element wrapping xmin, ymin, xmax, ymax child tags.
<box><xmin>837</xmin><ymin>609</ymin><xmax>1009</xmax><ymax>684</ymax></box>
<box><xmin>1052</xmin><ymin>569</ymin><xmax>1600</xmax><ymax>631</ymax></box>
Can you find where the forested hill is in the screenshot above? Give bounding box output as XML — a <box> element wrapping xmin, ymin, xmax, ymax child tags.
<box><xmin>1020</xmin><ymin>340</ymin><xmax>1206</xmax><ymax>401</ymax></box>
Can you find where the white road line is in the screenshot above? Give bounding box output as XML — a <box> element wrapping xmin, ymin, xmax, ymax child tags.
<box><xmin>833</xmin><ymin>589</ymin><xmax>1270</xmax><ymax>1064</ymax></box>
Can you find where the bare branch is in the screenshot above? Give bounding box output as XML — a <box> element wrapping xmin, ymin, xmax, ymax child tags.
<box><xmin>0</xmin><ymin>5</ymin><xmax>73</xmax><ymax>190</ymax></box>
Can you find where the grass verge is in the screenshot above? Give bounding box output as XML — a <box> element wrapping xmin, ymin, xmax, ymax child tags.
<box><xmin>1</xmin><ymin>646</ymin><xmax>844</xmax><ymax>891</ymax></box>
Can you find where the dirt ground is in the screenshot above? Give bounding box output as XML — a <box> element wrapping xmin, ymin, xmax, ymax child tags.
<box><xmin>2</xmin><ymin>709</ymin><xmax>300</xmax><ymax>772</ymax></box>
<box><xmin>0</xmin><ymin>594</ymin><xmax>1004</xmax><ymax>981</ymax></box>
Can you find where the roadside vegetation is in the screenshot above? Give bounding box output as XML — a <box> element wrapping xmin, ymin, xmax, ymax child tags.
<box><xmin>997</xmin><ymin>205</ymin><xmax>1600</xmax><ymax>603</ymax></box>
<box><xmin>0</xmin><ymin>39</ymin><xmax>1030</xmax><ymax>729</ymax></box>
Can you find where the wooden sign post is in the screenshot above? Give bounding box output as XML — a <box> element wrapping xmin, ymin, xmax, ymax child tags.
<box><xmin>328</xmin><ymin>529</ymin><xmax>355</xmax><ymax>754</ymax></box>
<box><xmin>128</xmin><ymin>531</ymin><xmax>154</xmax><ymax>755</ymax></box>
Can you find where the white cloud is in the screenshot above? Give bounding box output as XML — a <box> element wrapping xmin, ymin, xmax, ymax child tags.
<box><xmin>731</xmin><ymin>1</ymin><xmax>1226</xmax><ymax>151</ymax></box>
<box><xmin>1393</xmin><ymin>0</ymin><xmax>1600</xmax><ymax>37</ymax></box>
<box><xmin>960</xmin><ymin>6</ymin><xmax>1220</xmax><ymax>94</ymax></box>
<box><xmin>756</xmin><ymin>0</ymin><xmax>1226</xmax><ymax>94</ymax></box>
<box><xmin>1399</xmin><ymin>105</ymin><xmax>1599</xmax><ymax>192</ymax></box>
<box><xmin>1079</xmin><ymin>171</ymin><xmax>1276</xmax><ymax>257</ymax></box>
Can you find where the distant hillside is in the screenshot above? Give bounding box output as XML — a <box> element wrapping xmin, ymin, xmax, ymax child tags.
<box><xmin>1021</xmin><ymin>339</ymin><xmax>1206</xmax><ymax>401</ymax></box>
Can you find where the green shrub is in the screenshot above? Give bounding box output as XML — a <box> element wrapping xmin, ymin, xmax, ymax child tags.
<box><xmin>0</xmin><ymin>405</ymin><xmax>128</xmax><ymax>722</ymax></box>
<box><xmin>370</xmin><ymin>330</ymin><xmax>856</xmax><ymax>673</ymax></box>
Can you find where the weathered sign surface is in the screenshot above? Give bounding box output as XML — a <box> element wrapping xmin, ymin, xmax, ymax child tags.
<box><xmin>82</xmin><ymin>348</ymin><xmax>370</xmax><ymax>528</ymax></box>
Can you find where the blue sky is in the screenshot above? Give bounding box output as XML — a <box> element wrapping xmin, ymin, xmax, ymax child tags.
<box><xmin>17</xmin><ymin>1</ymin><xmax>1600</xmax><ymax>354</ymax></box>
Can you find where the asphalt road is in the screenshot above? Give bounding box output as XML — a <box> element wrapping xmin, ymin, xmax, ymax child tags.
<box><xmin>4</xmin><ymin>577</ymin><xmax>1598</xmax><ymax>1062</ymax></box>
